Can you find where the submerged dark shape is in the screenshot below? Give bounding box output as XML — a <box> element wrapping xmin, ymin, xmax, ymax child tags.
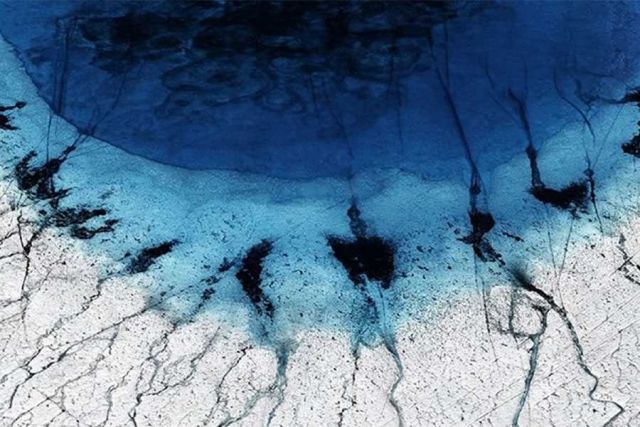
<box><xmin>127</xmin><ymin>240</ymin><xmax>178</xmax><ymax>274</ymax></box>
<box><xmin>621</xmin><ymin>90</ymin><xmax>640</xmax><ymax>157</ymax></box>
<box><xmin>622</xmin><ymin>133</ymin><xmax>640</xmax><ymax>157</ymax></box>
<box><xmin>328</xmin><ymin>235</ymin><xmax>395</xmax><ymax>289</ymax></box>
<box><xmin>0</xmin><ymin>101</ymin><xmax>25</xmax><ymax>130</ymax></box>
<box><xmin>15</xmin><ymin>147</ymin><xmax>75</xmax><ymax>207</ymax></box>
<box><xmin>218</xmin><ymin>257</ymin><xmax>234</xmax><ymax>273</ymax></box>
<box><xmin>329</xmin><ymin>200</ymin><xmax>395</xmax><ymax>288</ymax></box>
<box><xmin>236</xmin><ymin>240</ymin><xmax>274</xmax><ymax>317</ymax></box>
<box><xmin>50</xmin><ymin>207</ymin><xmax>118</xmax><ymax>239</ymax></box>
<box><xmin>347</xmin><ymin>201</ymin><xmax>367</xmax><ymax>238</ymax></box>
<box><xmin>81</xmin><ymin>1</ymin><xmax>455</xmax><ymax>80</ymax></box>
<box><xmin>71</xmin><ymin>219</ymin><xmax>118</xmax><ymax>240</ymax></box>
<box><xmin>51</xmin><ymin>207</ymin><xmax>107</xmax><ymax>227</ymax></box>
<box><xmin>530</xmin><ymin>182</ymin><xmax>589</xmax><ymax>212</ymax></box>
<box><xmin>622</xmin><ymin>89</ymin><xmax>640</xmax><ymax>105</ymax></box>
<box><xmin>462</xmin><ymin>210</ymin><xmax>503</xmax><ymax>264</ymax></box>
<box><xmin>201</xmin><ymin>287</ymin><xmax>215</xmax><ymax>301</ymax></box>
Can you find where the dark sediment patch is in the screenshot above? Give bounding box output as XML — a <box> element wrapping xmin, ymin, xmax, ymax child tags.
<box><xmin>50</xmin><ymin>207</ymin><xmax>118</xmax><ymax>240</ymax></box>
<box><xmin>236</xmin><ymin>240</ymin><xmax>274</xmax><ymax>317</ymax></box>
<box><xmin>347</xmin><ymin>202</ymin><xmax>368</xmax><ymax>238</ymax></box>
<box><xmin>622</xmin><ymin>89</ymin><xmax>640</xmax><ymax>105</ymax></box>
<box><xmin>622</xmin><ymin>133</ymin><xmax>640</xmax><ymax>157</ymax></box>
<box><xmin>329</xmin><ymin>201</ymin><xmax>396</xmax><ymax>289</ymax></box>
<box><xmin>0</xmin><ymin>101</ymin><xmax>25</xmax><ymax>130</ymax></box>
<box><xmin>71</xmin><ymin>219</ymin><xmax>118</xmax><ymax>239</ymax></box>
<box><xmin>530</xmin><ymin>182</ymin><xmax>588</xmax><ymax>212</ymax></box>
<box><xmin>15</xmin><ymin>146</ymin><xmax>76</xmax><ymax>206</ymax></box>
<box><xmin>201</xmin><ymin>287</ymin><xmax>215</xmax><ymax>301</ymax></box>
<box><xmin>218</xmin><ymin>257</ymin><xmax>234</xmax><ymax>272</ymax></box>
<box><xmin>127</xmin><ymin>240</ymin><xmax>178</xmax><ymax>274</ymax></box>
<box><xmin>502</xmin><ymin>231</ymin><xmax>524</xmax><ymax>242</ymax></box>
<box><xmin>51</xmin><ymin>207</ymin><xmax>107</xmax><ymax>227</ymax></box>
<box><xmin>621</xmin><ymin>90</ymin><xmax>640</xmax><ymax>158</ymax></box>
<box><xmin>15</xmin><ymin>145</ymin><xmax>119</xmax><ymax>240</ymax></box>
<box><xmin>328</xmin><ymin>235</ymin><xmax>395</xmax><ymax>289</ymax></box>
<box><xmin>462</xmin><ymin>210</ymin><xmax>503</xmax><ymax>263</ymax></box>
<box><xmin>0</xmin><ymin>114</ymin><xmax>17</xmax><ymax>131</ymax></box>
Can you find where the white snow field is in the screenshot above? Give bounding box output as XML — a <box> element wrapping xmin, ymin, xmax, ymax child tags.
<box><xmin>1</xmin><ymin>18</ymin><xmax>640</xmax><ymax>427</ymax></box>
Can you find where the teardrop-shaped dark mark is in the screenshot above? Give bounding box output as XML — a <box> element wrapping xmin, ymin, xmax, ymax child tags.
<box><xmin>328</xmin><ymin>201</ymin><xmax>395</xmax><ymax>289</ymax></box>
<box><xmin>126</xmin><ymin>240</ymin><xmax>178</xmax><ymax>274</ymax></box>
<box><xmin>236</xmin><ymin>240</ymin><xmax>274</xmax><ymax>317</ymax></box>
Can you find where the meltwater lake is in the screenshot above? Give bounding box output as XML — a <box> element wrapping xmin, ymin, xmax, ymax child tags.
<box><xmin>1</xmin><ymin>2</ymin><xmax>640</xmax><ymax>425</ymax></box>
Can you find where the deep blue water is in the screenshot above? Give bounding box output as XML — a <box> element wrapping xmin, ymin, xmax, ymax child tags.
<box><xmin>2</xmin><ymin>1</ymin><xmax>637</xmax><ymax>179</ymax></box>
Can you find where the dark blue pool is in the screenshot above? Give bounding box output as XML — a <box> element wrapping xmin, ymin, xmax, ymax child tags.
<box><xmin>0</xmin><ymin>1</ymin><xmax>637</xmax><ymax>179</ymax></box>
